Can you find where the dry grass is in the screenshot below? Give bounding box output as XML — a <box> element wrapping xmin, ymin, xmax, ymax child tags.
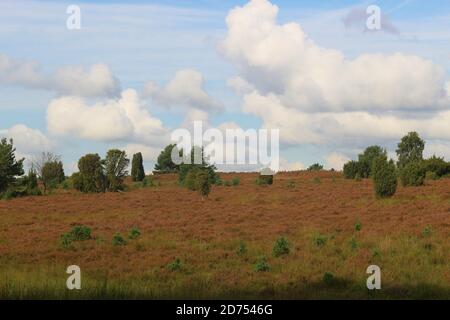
<box><xmin>0</xmin><ymin>171</ymin><xmax>449</xmax><ymax>299</ymax></box>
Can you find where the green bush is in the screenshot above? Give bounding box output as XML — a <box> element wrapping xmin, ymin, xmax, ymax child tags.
<box><xmin>254</xmin><ymin>256</ymin><xmax>270</xmax><ymax>272</ymax></box>
<box><xmin>322</xmin><ymin>272</ymin><xmax>336</xmax><ymax>286</ymax></box>
<box><xmin>372</xmin><ymin>156</ymin><xmax>397</xmax><ymax>198</ymax></box>
<box><xmin>425</xmin><ymin>171</ymin><xmax>439</xmax><ymax>181</ymax></box>
<box><xmin>131</xmin><ymin>152</ymin><xmax>145</xmax><ymax>182</ymax></box>
<box><xmin>225</xmin><ymin>180</ymin><xmax>232</xmax><ymax>187</ymax></box>
<box><xmin>307</xmin><ymin>163</ymin><xmax>323</xmax><ymax>171</ymax></box>
<box><xmin>69</xmin><ymin>225</ymin><xmax>92</xmax><ymax>241</ymax></box>
<box><xmin>237</xmin><ymin>241</ymin><xmax>247</xmax><ymax>256</ymax></box>
<box><xmin>129</xmin><ymin>227</ymin><xmax>141</xmax><ymax>239</ymax></box>
<box><xmin>41</xmin><ymin>160</ymin><xmax>65</xmax><ymax>192</ymax></box>
<box><xmin>313</xmin><ymin>234</ymin><xmax>327</xmax><ymax>247</ymax></box>
<box><xmin>272</xmin><ymin>237</ymin><xmax>290</xmax><ymax>257</ymax></box>
<box><xmin>256</xmin><ymin>174</ymin><xmax>273</xmax><ymax>185</ymax></box>
<box><xmin>358</xmin><ymin>146</ymin><xmax>387</xmax><ymax>178</ymax></box>
<box><xmin>354</xmin><ymin>221</ymin><xmax>361</xmax><ymax>232</ymax></box>
<box><xmin>343</xmin><ymin>160</ymin><xmax>359</xmax><ymax>179</ymax></box>
<box><xmin>74</xmin><ymin>154</ymin><xmax>106</xmax><ymax>193</ymax></box>
<box><xmin>167</xmin><ymin>258</ymin><xmax>182</xmax><ymax>271</ymax></box>
<box><xmin>400</xmin><ymin>161</ymin><xmax>425</xmax><ymax>187</ymax></box>
<box><xmin>231</xmin><ymin>176</ymin><xmax>240</xmax><ymax>186</ymax></box>
<box><xmin>421</xmin><ymin>156</ymin><xmax>450</xmax><ymax>178</ymax></box>
<box><xmin>112</xmin><ymin>233</ymin><xmax>127</xmax><ymax>246</ymax></box>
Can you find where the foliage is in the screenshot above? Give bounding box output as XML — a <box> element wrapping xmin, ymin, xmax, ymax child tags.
<box><xmin>421</xmin><ymin>155</ymin><xmax>450</xmax><ymax>178</ymax></box>
<box><xmin>400</xmin><ymin>161</ymin><xmax>426</xmax><ymax>187</ymax></box>
<box><xmin>41</xmin><ymin>160</ymin><xmax>65</xmax><ymax>192</ymax></box>
<box><xmin>105</xmin><ymin>149</ymin><xmax>130</xmax><ymax>192</ymax></box>
<box><xmin>254</xmin><ymin>256</ymin><xmax>270</xmax><ymax>272</ymax></box>
<box><xmin>69</xmin><ymin>225</ymin><xmax>92</xmax><ymax>241</ymax></box>
<box><xmin>231</xmin><ymin>176</ymin><xmax>240</xmax><ymax>186</ymax></box>
<box><xmin>372</xmin><ymin>156</ymin><xmax>398</xmax><ymax>198</ymax></box>
<box><xmin>256</xmin><ymin>174</ymin><xmax>273</xmax><ymax>185</ymax></box>
<box><xmin>0</xmin><ymin>138</ymin><xmax>24</xmax><ymax>194</ymax></box>
<box><xmin>237</xmin><ymin>241</ymin><xmax>247</xmax><ymax>256</ymax></box>
<box><xmin>131</xmin><ymin>152</ymin><xmax>145</xmax><ymax>182</ymax></box>
<box><xmin>75</xmin><ymin>154</ymin><xmax>106</xmax><ymax>193</ymax></box>
<box><xmin>357</xmin><ymin>145</ymin><xmax>387</xmax><ymax>178</ymax></box>
<box><xmin>112</xmin><ymin>233</ymin><xmax>127</xmax><ymax>246</ymax></box>
<box><xmin>129</xmin><ymin>227</ymin><xmax>141</xmax><ymax>239</ymax></box>
<box><xmin>313</xmin><ymin>234</ymin><xmax>327</xmax><ymax>247</ymax></box>
<box><xmin>396</xmin><ymin>132</ymin><xmax>425</xmax><ymax>169</ymax></box>
<box><xmin>154</xmin><ymin>144</ymin><xmax>181</xmax><ymax>173</ymax></box>
<box><xmin>167</xmin><ymin>258</ymin><xmax>182</xmax><ymax>271</ymax></box>
<box><xmin>307</xmin><ymin>163</ymin><xmax>323</xmax><ymax>171</ymax></box>
<box><xmin>272</xmin><ymin>237</ymin><xmax>290</xmax><ymax>257</ymax></box>
<box><xmin>343</xmin><ymin>160</ymin><xmax>360</xmax><ymax>179</ymax></box>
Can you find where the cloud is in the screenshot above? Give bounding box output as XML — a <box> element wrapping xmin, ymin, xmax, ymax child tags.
<box><xmin>0</xmin><ymin>124</ymin><xmax>51</xmax><ymax>159</ymax></box>
<box><xmin>227</xmin><ymin>76</ymin><xmax>255</xmax><ymax>95</ymax></box>
<box><xmin>222</xmin><ymin>0</ymin><xmax>449</xmax><ymax>113</ymax></box>
<box><xmin>143</xmin><ymin>69</ymin><xmax>223</xmax><ymax>112</ymax></box>
<box><xmin>279</xmin><ymin>158</ymin><xmax>305</xmax><ymax>171</ymax></box>
<box><xmin>325</xmin><ymin>152</ymin><xmax>350</xmax><ymax>170</ymax></box>
<box><xmin>47</xmin><ymin>89</ymin><xmax>169</xmax><ymax>146</ymax></box>
<box><xmin>222</xmin><ymin>0</ymin><xmax>450</xmax><ymax>153</ymax></box>
<box><xmin>343</xmin><ymin>7</ymin><xmax>400</xmax><ymax>35</ymax></box>
<box><xmin>0</xmin><ymin>53</ymin><xmax>120</xmax><ymax>97</ymax></box>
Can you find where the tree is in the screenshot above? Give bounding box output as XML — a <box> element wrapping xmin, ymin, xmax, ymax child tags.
<box><xmin>396</xmin><ymin>132</ymin><xmax>425</xmax><ymax>169</ymax></box>
<box><xmin>31</xmin><ymin>152</ymin><xmax>60</xmax><ymax>178</ymax></box>
<box><xmin>131</xmin><ymin>152</ymin><xmax>145</xmax><ymax>182</ymax></box>
<box><xmin>41</xmin><ymin>160</ymin><xmax>65</xmax><ymax>192</ymax></box>
<box><xmin>357</xmin><ymin>145</ymin><xmax>387</xmax><ymax>178</ymax></box>
<box><xmin>399</xmin><ymin>161</ymin><xmax>426</xmax><ymax>187</ymax></box>
<box><xmin>421</xmin><ymin>155</ymin><xmax>450</xmax><ymax>178</ymax></box>
<box><xmin>75</xmin><ymin>154</ymin><xmax>106</xmax><ymax>193</ymax></box>
<box><xmin>104</xmin><ymin>149</ymin><xmax>129</xmax><ymax>191</ymax></box>
<box><xmin>343</xmin><ymin>160</ymin><xmax>360</xmax><ymax>179</ymax></box>
<box><xmin>372</xmin><ymin>155</ymin><xmax>397</xmax><ymax>198</ymax></box>
<box><xmin>154</xmin><ymin>144</ymin><xmax>181</xmax><ymax>173</ymax></box>
<box><xmin>307</xmin><ymin>163</ymin><xmax>323</xmax><ymax>171</ymax></box>
<box><xmin>178</xmin><ymin>146</ymin><xmax>217</xmax><ymax>186</ymax></box>
<box><xmin>0</xmin><ymin>138</ymin><xmax>24</xmax><ymax>194</ymax></box>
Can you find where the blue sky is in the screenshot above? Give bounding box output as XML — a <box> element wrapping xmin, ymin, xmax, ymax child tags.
<box><xmin>1</xmin><ymin>0</ymin><xmax>450</xmax><ymax>173</ymax></box>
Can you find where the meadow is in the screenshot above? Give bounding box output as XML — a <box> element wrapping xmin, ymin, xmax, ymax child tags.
<box><xmin>0</xmin><ymin>171</ymin><xmax>449</xmax><ymax>299</ymax></box>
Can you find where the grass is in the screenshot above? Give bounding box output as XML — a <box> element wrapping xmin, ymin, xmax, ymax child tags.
<box><xmin>0</xmin><ymin>172</ymin><xmax>449</xmax><ymax>299</ymax></box>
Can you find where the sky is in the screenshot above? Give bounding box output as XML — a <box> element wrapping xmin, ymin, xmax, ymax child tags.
<box><xmin>1</xmin><ymin>0</ymin><xmax>450</xmax><ymax>174</ymax></box>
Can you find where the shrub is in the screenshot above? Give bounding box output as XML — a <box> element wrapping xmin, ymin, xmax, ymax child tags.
<box><xmin>41</xmin><ymin>160</ymin><xmax>65</xmax><ymax>192</ymax></box>
<box><xmin>354</xmin><ymin>221</ymin><xmax>361</xmax><ymax>232</ymax></box>
<box><xmin>231</xmin><ymin>176</ymin><xmax>240</xmax><ymax>186</ymax></box>
<box><xmin>214</xmin><ymin>177</ymin><xmax>223</xmax><ymax>186</ymax></box>
<box><xmin>272</xmin><ymin>237</ymin><xmax>290</xmax><ymax>257</ymax></box>
<box><xmin>197</xmin><ymin>171</ymin><xmax>211</xmax><ymax>198</ymax></box>
<box><xmin>313</xmin><ymin>234</ymin><xmax>327</xmax><ymax>246</ymax></box>
<box><xmin>425</xmin><ymin>171</ymin><xmax>439</xmax><ymax>181</ymax></box>
<box><xmin>349</xmin><ymin>236</ymin><xmax>358</xmax><ymax>250</ymax></box>
<box><xmin>69</xmin><ymin>225</ymin><xmax>92</xmax><ymax>241</ymax></box>
<box><xmin>421</xmin><ymin>156</ymin><xmax>450</xmax><ymax>178</ymax></box>
<box><xmin>154</xmin><ymin>144</ymin><xmax>181</xmax><ymax>173</ymax></box>
<box><xmin>343</xmin><ymin>160</ymin><xmax>359</xmax><ymax>179</ymax></box>
<box><xmin>372</xmin><ymin>156</ymin><xmax>397</xmax><ymax>198</ymax></box>
<box><xmin>423</xmin><ymin>226</ymin><xmax>432</xmax><ymax>237</ymax></box>
<box><xmin>322</xmin><ymin>272</ymin><xmax>336</xmax><ymax>286</ymax></box>
<box><xmin>254</xmin><ymin>256</ymin><xmax>270</xmax><ymax>272</ymax></box>
<box><xmin>142</xmin><ymin>176</ymin><xmax>155</xmax><ymax>187</ymax></box>
<box><xmin>60</xmin><ymin>233</ymin><xmax>73</xmax><ymax>249</ymax></box>
<box><xmin>358</xmin><ymin>146</ymin><xmax>387</xmax><ymax>178</ymax></box>
<box><xmin>400</xmin><ymin>161</ymin><xmax>425</xmax><ymax>187</ymax></box>
<box><xmin>237</xmin><ymin>241</ymin><xmax>247</xmax><ymax>256</ymax></box>
<box><xmin>307</xmin><ymin>163</ymin><xmax>323</xmax><ymax>171</ymax></box>
<box><xmin>225</xmin><ymin>180</ymin><xmax>232</xmax><ymax>187</ymax></box>
<box><xmin>105</xmin><ymin>149</ymin><xmax>130</xmax><ymax>192</ymax></box>
<box><xmin>0</xmin><ymin>138</ymin><xmax>24</xmax><ymax>195</ymax></box>
<box><xmin>75</xmin><ymin>154</ymin><xmax>106</xmax><ymax>193</ymax></box>
<box><xmin>131</xmin><ymin>152</ymin><xmax>145</xmax><ymax>182</ymax></box>
<box><xmin>129</xmin><ymin>227</ymin><xmax>141</xmax><ymax>239</ymax></box>
<box><xmin>112</xmin><ymin>233</ymin><xmax>127</xmax><ymax>246</ymax></box>
<box><xmin>256</xmin><ymin>174</ymin><xmax>273</xmax><ymax>185</ymax></box>
<box><xmin>396</xmin><ymin>132</ymin><xmax>425</xmax><ymax>169</ymax></box>
<box><xmin>167</xmin><ymin>258</ymin><xmax>182</xmax><ymax>271</ymax></box>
